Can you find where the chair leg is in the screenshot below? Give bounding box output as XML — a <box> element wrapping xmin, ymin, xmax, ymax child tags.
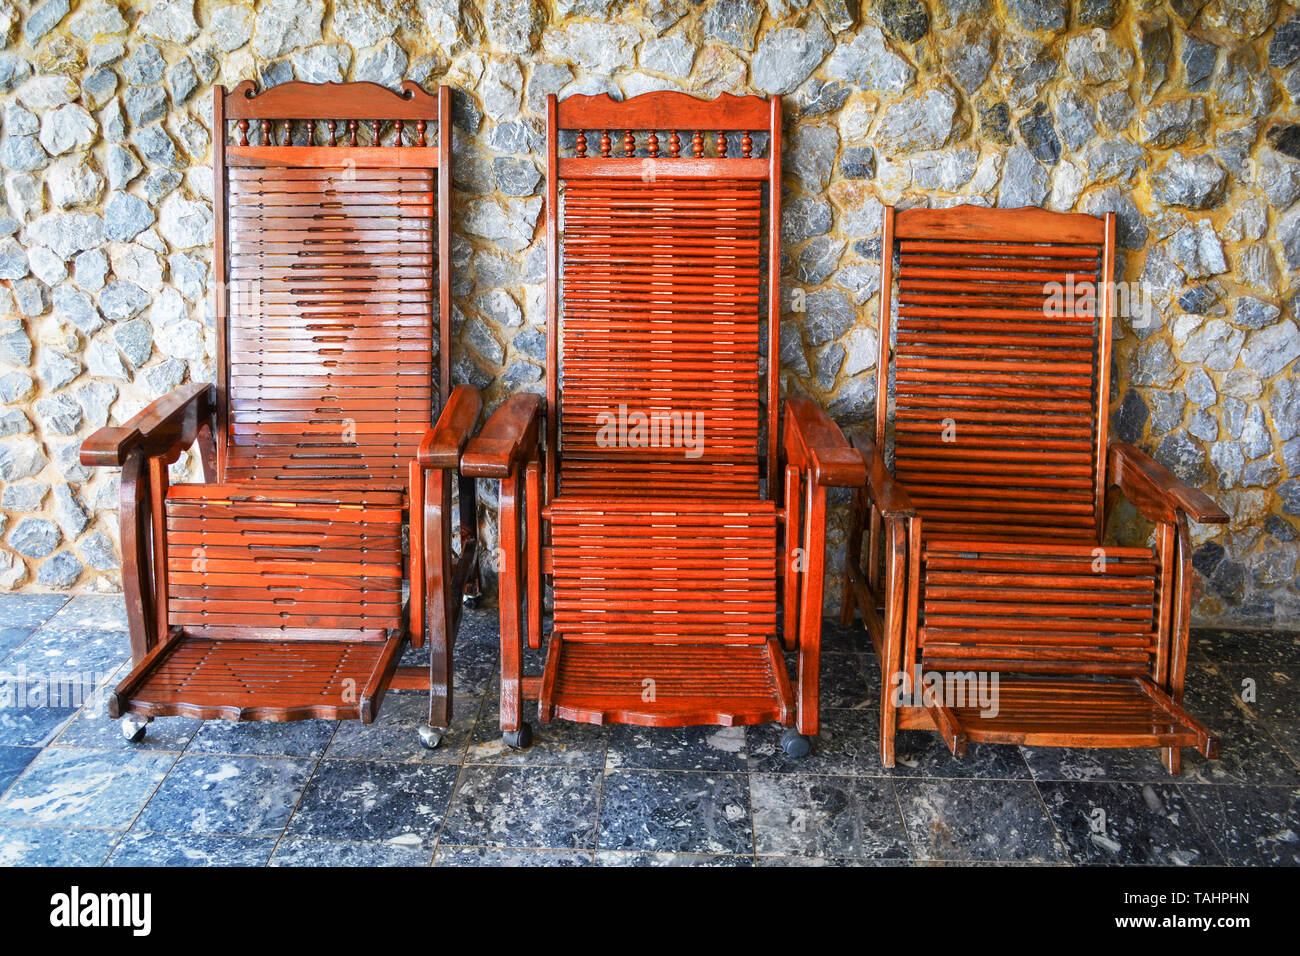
<box><xmin>425</xmin><ymin>469</ymin><xmax>453</xmax><ymax>733</ymax></box>
<box><xmin>880</xmin><ymin>516</ymin><xmax>907</xmax><ymax>768</ymax></box>
<box><xmin>1162</xmin><ymin>746</ymin><xmax>1182</xmax><ymax>774</ymax></box>
<box><xmin>498</xmin><ymin>471</ymin><xmax>529</xmax><ymax>747</ymax></box>
<box><xmin>795</xmin><ymin>481</ymin><xmax>826</xmax><ymax>738</ymax></box>
<box><xmin>118</xmin><ymin>449</ymin><xmax>158</xmax><ymax>666</ymax></box>
<box><xmin>840</xmin><ymin>487</ymin><xmax>863</xmax><ymax>627</ymax></box>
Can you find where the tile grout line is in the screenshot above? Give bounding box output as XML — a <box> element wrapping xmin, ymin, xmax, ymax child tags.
<box><xmin>265</xmin><ymin>720</ymin><xmax>344</xmax><ymax>866</ymax></box>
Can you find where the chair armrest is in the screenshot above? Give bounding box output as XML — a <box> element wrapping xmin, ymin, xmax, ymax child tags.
<box><xmin>1109</xmin><ymin>442</ymin><xmax>1228</xmax><ymax>525</ymax></box>
<box><xmin>80</xmin><ymin>382</ymin><xmax>216</xmax><ymax>468</ymax></box>
<box><xmin>461</xmin><ymin>393</ymin><xmax>544</xmax><ymax>479</ymax></box>
<box><xmin>850</xmin><ymin>434</ymin><xmax>917</xmax><ymax>517</ymax></box>
<box><xmin>418</xmin><ymin>385</ymin><xmax>483</xmax><ymax>470</ymax></box>
<box><xmin>782</xmin><ymin>398</ymin><xmax>867</xmax><ymax>487</ymax></box>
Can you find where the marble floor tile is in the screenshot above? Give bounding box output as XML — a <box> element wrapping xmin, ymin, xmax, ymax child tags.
<box><xmin>271</xmin><ymin>837</ymin><xmax>433</xmax><ymax>867</ymax></box>
<box><xmin>327</xmin><ymin>693</ymin><xmax>479</xmax><ymax>764</ymax></box>
<box><xmin>1263</xmin><ymin>720</ymin><xmax>1300</xmax><ymax>769</ymax></box>
<box><xmin>1191</xmin><ymin>629</ymin><xmax>1300</xmax><ymax>667</ymax></box>
<box><xmin>0</xmin><ymin>698</ymin><xmax>80</xmax><ymax>748</ymax></box>
<box><xmin>897</xmin><ymin>778</ymin><xmax>1067</xmax><ymax>863</ymax></box>
<box><xmin>889</xmin><ymin>732</ymin><xmax>1032</xmax><ymax>780</ymax></box>
<box><xmin>0</xmin><ymin>823</ymin><xmax>118</xmax><ymax>865</ymax></box>
<box><xmin>466</xmin><ymin>706</ymin><xmax>608</xmax><ymax>768</ymax></box>
<box><xmin>0</xmin><ymin>746</ymin><xmax>174</xmax><ymax>828</ymax></box>
<box><xmin>1022</xmin><ymin>744</ymin><xmax>1174</xmax><ymax>784</ymax></box>
<box><xmin>440</xmin><ymin>765</ymin><xmax>601</xmax><ymax>850</ymax></box>
<box><xmin>435</xmin><ymin>846</ymin><xmax>592</xmax><ymax>866</ymax></box>
<box><xmin>1181</xmin><ymin>718</ymin><xmax>1300</xmax><ymax>786</ymax></box>
<box><xmin>593</xmin><ymin>850</ymin><xmax>751</xmax><ymax>866</ymax></box>
<box><xmin>0</xmin><ymin>626</ymin><xmax>33</xmax><ymax>662</ymax></box>
<box><xmin>1216</xmin><ymin>664</ymin><xmax>1299</xmax><ymax>722</ymax></box>
<box><xmin>286</xmin><ymin>759</ymin><xmax>458</xmax><ymax>848</ymax></box>
<box><xmin>52</xmin><ymin>704</ymin><xmax>199</xmax><ymax>753</ymax></box>
<box><xmin>107</xmin><ymin>830</ymin><xmax>276</xmax><ymax>867</ymax></box>
<box><xmin>747</xmin><ymin>708</ymin><xmax>879</xmax><ymax>776</ymax></box>
<box><xmin>813</xmin><ymin>652</ymin><xmax>873</xmax><ymax>709</ymax></box>
<box><xmin>1180</xmin><ymin>785</ymin><xmax>1300</xmax><ymax>866</ymax></box>
<box><xmin>751</xmin><ymin>772</ymin><xmax>911</xmax><ymax>861</ymax></box>
<box><xmin>186</xmin><ymin>717</ymin><xmax>339</xmax><ymax>759</ymax></box>
<box><xmin>0</xmin><ymin>745</ymin><xmax>39</xmax><ymax>795</ymax></box>
<box><xmin>598</xmin><ymin>769</ymin><xmax>752</xmax><ymax>855</ymax></box>
<box><xmin>137</xmin><ymin>753</ymin><xmax>314</xmax><ymax>837</ymax></box>
<box><xmin>2</xmin><ymin>624</ymin><xmax>129</xmax><ymax>680</ymax></box>
<box><xmin>605</xmin><ymin>723</ymin><xmax>747</xmax><ymax>772</ymax></box>
<box><xmin>1036</xmin><ymin>781</ymin><xmax>1223</xmax><ymax>866</ymax></box>
<box><xmin>39</xmin><ymin>594</ymin><xmax>128</xmax><ymax>632</ymax></box>
<box><xmin>0</xmin><ymin>594</ymin><xmax>68</xmax><ymax>628</ymax></box>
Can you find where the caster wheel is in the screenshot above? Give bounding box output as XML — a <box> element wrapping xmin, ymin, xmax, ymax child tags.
<box><xmin>120</xmin><ymin>715</ymin><xmax>149</xmax><ymax>743</ymax></box>
<box><xmin>781</xmin><ymin>729</ymin><xmax>811</xmax><ymax>758</ymax></box>
<box><xmin>462</xmin><ymin>592</ymin><xmax>480</xmax><ymax>609</ymax></box>
<box><xmin>502</xmin><ymin>723</ymin><xmax>532</xmax><ymax>749</ymax></box>
<box><xmin>418</xmin><ymin>726</ymin><xmax>444</xmax><ymax>750</ymax></box>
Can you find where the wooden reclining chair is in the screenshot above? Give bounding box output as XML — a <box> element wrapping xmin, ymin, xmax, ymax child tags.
<box><xmin>842</xmin><ymin>205</ymin><xmax>1229</xmax><ymax>773</ymax></box>
<box><xmin>461</xmin><ymin>91</ymin><xmax>864</xmax><ymax>754</ymax></box>
<box><xmin>80</xmin><ymin>82</ymin><xmax>480</xmax><ymax>747</ymax></box>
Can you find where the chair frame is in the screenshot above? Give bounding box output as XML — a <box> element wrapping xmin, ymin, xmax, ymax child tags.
<box><xmin>461</xmin><ymin>90</ymin><xmax>864</xmax><ymax>749</ymax></box>
<box><xmin>841</xmin><ymin>204</ymin><xmax>1228</xmax><ymax>773</ymax></box>
<box><xmin>80</xmin><ymin>81</ymin><xmax>479</xmax><ymax>738</ymax></box>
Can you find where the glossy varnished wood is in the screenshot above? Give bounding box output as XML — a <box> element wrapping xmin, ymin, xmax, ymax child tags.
<box><xmin>81</xmin><ymin>83</ymin><xmax>474</xmax><ymax>727</ymax></box>
<box><xmin>842</xmin><ymin>204</ymin><xmax>1225</xmax><ymax>770</ymax></box>
<box><xmin>472</xmin><ymin>90</ymin><xmax>859</xmax><ymax>742</ymax></box>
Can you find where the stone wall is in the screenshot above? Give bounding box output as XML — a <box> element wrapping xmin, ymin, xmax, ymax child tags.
<box><xmin>0</xmin><ymin>0</ymin><xmax>1298</xmax><ymax>627</ymax></box>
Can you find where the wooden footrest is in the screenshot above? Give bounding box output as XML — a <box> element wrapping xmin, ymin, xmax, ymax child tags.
<box><xmin>936</xmin><ymin>677</ymin><xmax>1216</xmax><ymax>757</ymax></box>
<box><xmin>539</xmin><ymin>636</ymin><xmax>793</xmax><ymax>727</ymax></box>
<box><xmin>109</xmin><ymin>633</ymin><xmax>404</xmax><ymax>723</ymax></box>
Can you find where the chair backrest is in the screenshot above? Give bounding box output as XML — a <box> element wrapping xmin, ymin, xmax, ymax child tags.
<box><xmin>213</xmin><ymin>81</ymin><xmax>451</xmax><ymax>488</ymax></box>
<box><xmin>545</xmin><ymin>91</ymin><xmax>783</xmax><ymax>501</ymax></box>
<box><xmin>876</xmin><ymin>206</ymin><xmax>1117</xmax><ymax>542</ymax></box>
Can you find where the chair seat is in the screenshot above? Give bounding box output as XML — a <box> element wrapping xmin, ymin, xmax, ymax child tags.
<box><xmin>109</xmin><ymin>633</ymin><xmax>403</xmax><ymax>723</ymax></box>
<box><xmin>540</xmin><ymin>636</ymin><xmax>793</xmax><ymax>727</ymax></box>
<box><xmin>109</xmin><ymin>480</ymin><xmax>410</xmax><ymax>723</ymax></box>
<box><xmin>932</xmin><ymin>676</ymin><xmax>1215</xmax><ymax>757</ymax></box>
<box><xmin>540</xmin><ymin>496</ymin><xmax>788</xmax><ymax>727</ymax></box>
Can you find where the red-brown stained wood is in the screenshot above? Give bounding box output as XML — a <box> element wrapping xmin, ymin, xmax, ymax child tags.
<box><xmin>80</xmin><ymin>83</ymin><xmax>477</xmax><ymax>729</ymax></box>
<box><xmin>466</xmin><ymin>90</ymin><xmax>859</xmax><ymax>744</ymax></box>
<box><xmin>841</xmin><ymin>205</ymin><xmax>1225</xmax><ymax>770</ymax></box>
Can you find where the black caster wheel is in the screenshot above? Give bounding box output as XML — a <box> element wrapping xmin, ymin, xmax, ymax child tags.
<box><xmin>462</xmin><ymin>593</ymin><xmax>480</xmax><ymax>609</ymax></box>
<box><xmin>120</xmin><ymin>715</ymin><xmax>149</xmax><ymax>743</ymax></box>
<box><xmin>502</xmin><ymin>722</ymin><xmax>532</xmax><ymax>749</ymax></box>
<box><xmin>781</xmin><ymin>729</ymin><xmax>811</xmax><ymax>758</ymax></box>
<box><xmin>418</xmin><ymin>726</ymin><xmax>444</xmax><ymax>750</ymax></box>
